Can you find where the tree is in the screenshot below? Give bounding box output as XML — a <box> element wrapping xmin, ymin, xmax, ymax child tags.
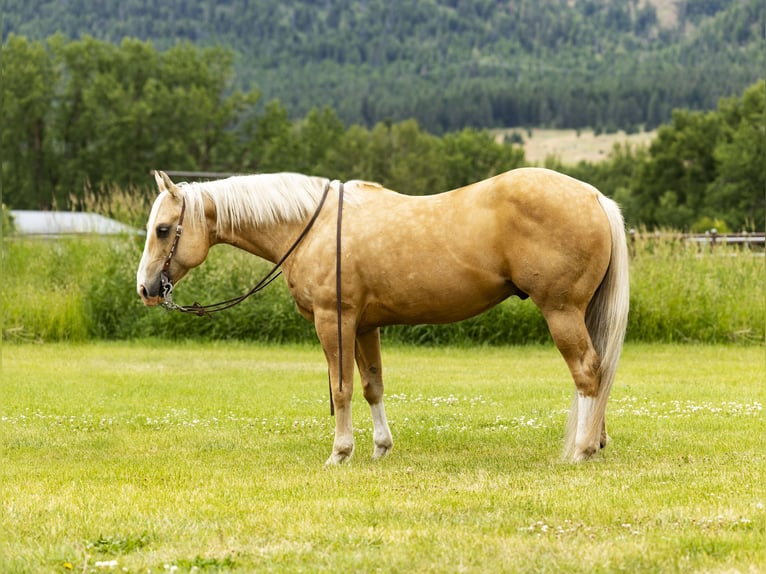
<box><xmin>50</xmin><ymin>35</ymin><xmax>118</xmax><ymax>202</ymax></box>
<box><xmin>2</xmin><ymin>36</ymin><xmax>261</xmax><ymax>207</ymax></box>
<box><xmin>243</xmin><ymin>100</ymin><xmax>299</xmax><ymax>173</ymax></box>
<box><xmin>441</xmin><ymin>128</ymin><xmax>525</xmax><ymax>190</ymax></box>
<box><xmin>320</xmin><ymin>124</ymin><xmax>375</xmax><ymax>182</ymax></box>
<box><xmin>154</xmin><ymin>43</ymin><xmax>259</xmax><ymax>173</ymax></box>
<box><xmin>1</xmin><ymin>35</ymin><xmax>55</xmax><ymax>208</ymax></box>
<box><xmin>295</xmin><ymin>107</ymin><xmax>346</xmax><ymax>175</ymax></box>
<box><xmin>709</xmin><ymin>81</ymin><xmax>765</xmax><ymax>230</ymax></box>
<box><xmin>386</xmin><ymin>119</ymin><xmax>445</xmax><ymax>195</ymax></box>
<box><xmin>631</xmin><ymin>109</ymin><xmax>720</xmax><ymax>229</ymax></box>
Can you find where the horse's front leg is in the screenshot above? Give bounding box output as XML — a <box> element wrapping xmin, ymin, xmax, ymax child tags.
<box><xmin>355</xmin><ymin>328</ymin><xmax>393</xmax><ymax>459</ymax></box>
<box><xmin>315</xmin><ymin>313</ymin><xmax>357</xmax><ymax>465</ymax></box>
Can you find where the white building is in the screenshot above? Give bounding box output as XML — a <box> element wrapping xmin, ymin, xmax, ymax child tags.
<box><xmin>9</xmin><ymin>211</ymin><xmax>142</xmax><ymax>237</ymax></box>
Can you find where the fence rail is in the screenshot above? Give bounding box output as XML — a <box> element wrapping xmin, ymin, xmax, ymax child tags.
<box><xmin>629</xmin><ymin>229</ymin><xmax>765</xmax><ymax>253</ymax></box>
<box><xmin>682</xmin><ymin>232</ymin><xmax>765</xmax><ymax>246</ymax></box>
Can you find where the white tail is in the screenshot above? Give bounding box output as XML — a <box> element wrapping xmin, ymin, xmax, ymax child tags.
<box><xmin>564</xmin><ymin>193</ymin><xmax>630</xmax><ymax>459</ymax></box>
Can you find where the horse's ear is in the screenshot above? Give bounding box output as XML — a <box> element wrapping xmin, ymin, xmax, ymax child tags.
<box><xmin>154</xmin><ymin>170</ymin><xmax>180</xmax><ymax>198</ymax></box>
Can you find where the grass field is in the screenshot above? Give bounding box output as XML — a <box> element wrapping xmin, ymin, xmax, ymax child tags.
<box><xmin>1</xmin><ymin>342</ymin><xmax>763</xmax><ymax>573</ymax></box>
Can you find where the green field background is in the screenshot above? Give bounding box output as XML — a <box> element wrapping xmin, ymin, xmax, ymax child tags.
<box><xmin>2</xmin><ymin>235</ymin><xmax>763</xmax><ymax>345</ymax></box>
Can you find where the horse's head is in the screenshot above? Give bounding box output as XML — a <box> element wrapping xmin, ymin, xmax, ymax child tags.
<box><xmin>136</xmin><ymin>171</ymin><xmax>210</xmax><ymax>306</ymax></box>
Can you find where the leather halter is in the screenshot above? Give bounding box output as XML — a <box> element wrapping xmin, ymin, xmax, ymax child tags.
<box><xmin>159</xmin><ymin>196</ymin><xmax>187</xmax><ymax>302</ymax></box>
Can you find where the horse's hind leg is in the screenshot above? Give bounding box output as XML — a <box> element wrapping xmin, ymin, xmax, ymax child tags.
<box><xmin>543</xmin><ymin>308</ymin><xmax>603</xmax><ymax>461</ymax></box>
<box><xmin>355</xmin><ymin>328</ymin><xmax>393</xmax><ymax>459</ymax></box>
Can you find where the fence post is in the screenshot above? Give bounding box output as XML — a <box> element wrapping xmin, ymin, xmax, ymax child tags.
<box><xmin>629</xmin><ymin>228</ymin><xmax>636</xmax><ymax>258</ymax></box>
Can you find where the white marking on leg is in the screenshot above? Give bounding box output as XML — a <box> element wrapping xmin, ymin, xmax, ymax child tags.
<box><xmin>326</xmin><ymin>403</ymin><xmax>355</xmax><ymax>465</ymax></box>
<box><xmin>575</xmin><ymin>393</ymin><xmax>597</xmax><ymax>461</ymax></box>
<box><xmin>370</xmin><ymin>402</ymin><xmax>393</xmax><ymax>459</ymax></box>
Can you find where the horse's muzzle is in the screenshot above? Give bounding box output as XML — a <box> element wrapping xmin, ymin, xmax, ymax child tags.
<box><xmin>138</xmin><ymin>279</ymin><xmax>162</xmax><ymax>306</ymax></box>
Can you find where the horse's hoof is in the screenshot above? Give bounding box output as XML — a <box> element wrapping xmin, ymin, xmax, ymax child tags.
<box><xmin>325</xmin><ymin>452</ymin><xmax>351</xmax><ymax>465</ymax></box>
<box><xmin>372</xmin><ymin>443</ymin><xmax>393</xmax><ymax>460</ymax></box>
<box><xmin>325</xmin><ymin>444</ymin><xmax>354</xmax><ymax>465</ymax></box>
<box><xmin>573</xmin><ymin>444</ymin><xmax>599</xmax><ymax>462</ymax></box>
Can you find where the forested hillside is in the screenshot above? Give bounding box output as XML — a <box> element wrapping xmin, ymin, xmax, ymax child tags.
<box><xmin>2</xmin><ymin>29</ymin><xmax>762</xmax><ymax>230</ymax></box>
<box><xmin>3</xmin><ymin>0</ymin><xmax>763</xmax><ymax>132</ymax></box>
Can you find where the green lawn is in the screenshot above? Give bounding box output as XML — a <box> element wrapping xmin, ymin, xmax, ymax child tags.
<box><xmin>1</xmin><ymin>342</ymin><xmax>763</xmax><ymax>573</ymax></box>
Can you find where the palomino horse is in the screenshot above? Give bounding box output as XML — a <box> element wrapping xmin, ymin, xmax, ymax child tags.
<box><xmin>137</xmin><ymin>168</ymin><xmax>629</xmax><ymax>464</ymax></box>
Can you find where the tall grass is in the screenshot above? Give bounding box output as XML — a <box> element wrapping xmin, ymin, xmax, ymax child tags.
<box><xmin>2</xmin><ymin>239</ymin><xmax>93</xmax><ymax>341</ymax></box>
<box><xmin>1</xmin><ymin>233</ymin><xmax>763</xmax><ymax>344</ymax></box>
<box><xmin>628</xmin><ymin>233</ymin><xmax>764</xmax><ymax>344</ymax></box>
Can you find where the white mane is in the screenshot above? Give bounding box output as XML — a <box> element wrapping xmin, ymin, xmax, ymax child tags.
<box><xmin>179</xmin><ymin>173</ymin><xmax>331</xmax><ymax>236</ymax></box>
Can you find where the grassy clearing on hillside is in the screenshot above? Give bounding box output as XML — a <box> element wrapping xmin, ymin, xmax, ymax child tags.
<box><xmin>494</xmin><ymin>128</ymin><xmax>656</xmax><ymax>164</ymax></box>
<box><xmin>1</xmin><ymin>342</ymin><xmax>763</xmax><ymax>573</ymax></box>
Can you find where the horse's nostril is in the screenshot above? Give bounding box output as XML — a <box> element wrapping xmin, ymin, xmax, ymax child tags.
<box><xmin>140</xmin><ymin>285</ymin><xmax>149</xmax><ymax>299</ymax></box>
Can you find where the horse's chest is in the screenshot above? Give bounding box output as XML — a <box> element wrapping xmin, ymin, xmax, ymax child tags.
<box><xmin>286</xmin><ymin>278</ymin><xmax>316</xmax><ymax>315</ymax></box>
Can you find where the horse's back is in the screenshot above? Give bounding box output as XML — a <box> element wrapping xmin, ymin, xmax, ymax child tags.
<box><xmin>462</xmin><ymin>167</ymin><xmax>603</xmax><ymax>218</ymax></box>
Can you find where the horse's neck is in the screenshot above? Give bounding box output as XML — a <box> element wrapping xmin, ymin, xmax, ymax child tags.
<box><xmin>196</xmin><ymin>174</ymin><xmax>328</xmax><ymax>263</ymax></box>
<box><xmin>213</xmin><ymin>215</ymin><xmax>307</xmax><ymax>264</ymax></box>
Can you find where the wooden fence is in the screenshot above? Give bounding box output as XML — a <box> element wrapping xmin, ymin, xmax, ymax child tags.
<box><xmin>629</xmin><ymin>229</ymin><xmax>765</xmax><ymax>254</ymax></box>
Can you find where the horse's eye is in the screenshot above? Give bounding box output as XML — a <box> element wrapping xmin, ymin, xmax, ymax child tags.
<box><xmin>156</xmin><ymin>225</ymin><xmax>171</xmax><ymax>239</ymax></box>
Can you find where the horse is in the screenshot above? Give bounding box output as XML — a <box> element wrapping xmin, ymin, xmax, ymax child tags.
<box><xmin>137</xmin><ymin>168</ymin><xmax>629</xmax><ymax>464</ymax></box>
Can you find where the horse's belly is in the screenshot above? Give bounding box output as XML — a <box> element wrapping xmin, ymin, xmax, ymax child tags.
<box><xmin>360</xmin><ymin>271</ymin><xmax>515</xmax><ymax>327</ymax></box>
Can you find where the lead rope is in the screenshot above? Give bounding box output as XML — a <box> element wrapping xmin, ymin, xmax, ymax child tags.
<box><xmin>328</xmin><ymin>182</ymin><xmax>344</xmax><ymax>416</ymax></box>
<box><xmin>336</xmin><ymin>182</ymin><xmax>345</xmax><ymax>397</ymax></box>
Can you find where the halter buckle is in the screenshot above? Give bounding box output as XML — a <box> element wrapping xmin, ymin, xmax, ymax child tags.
<box><xmin>160</xmin><ymin>270</ymin><xmax>176</xmax><ymax>310</ymax></box>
